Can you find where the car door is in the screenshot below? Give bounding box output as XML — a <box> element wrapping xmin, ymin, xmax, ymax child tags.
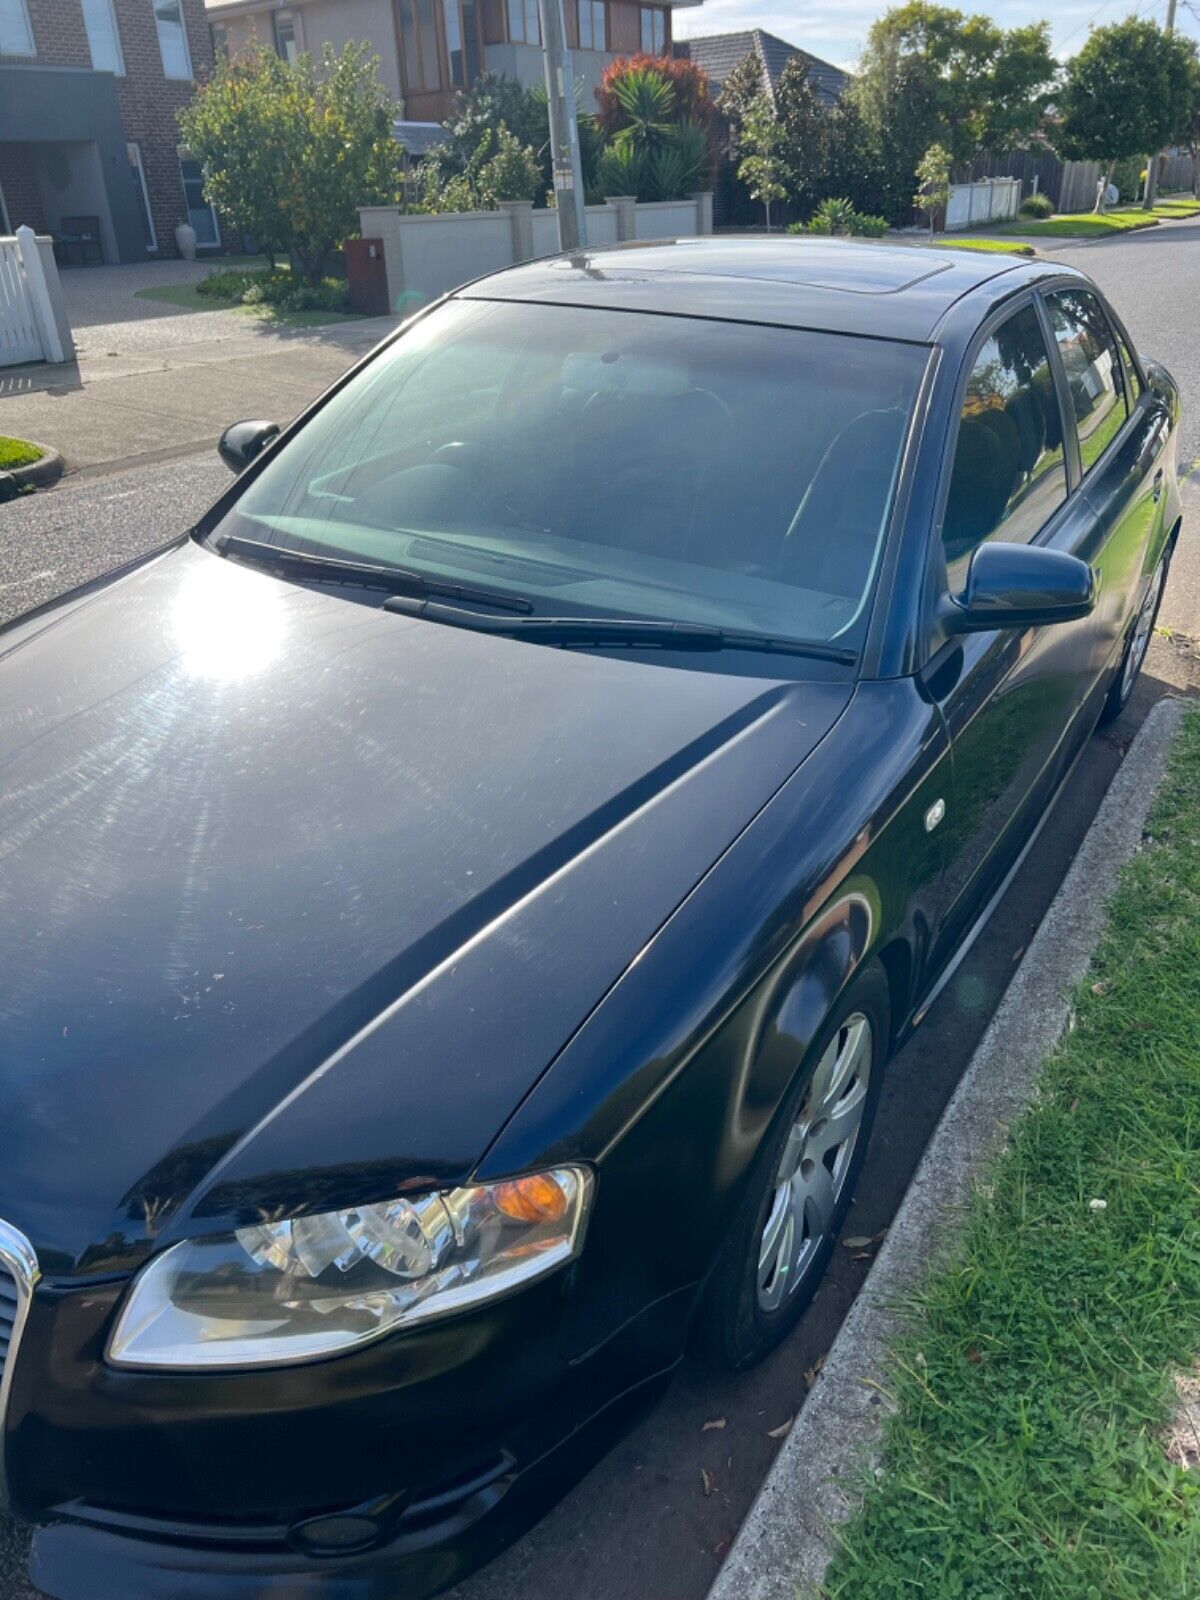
<box><xmin>923</xmin><ymin>294</ymin><xmax>1098</xmax><ymax>973</ymax></box>
<box><xmin>1040</xmin><ymin>286</ymin><xmax>1170</xmax><ymax>679</ymax></box>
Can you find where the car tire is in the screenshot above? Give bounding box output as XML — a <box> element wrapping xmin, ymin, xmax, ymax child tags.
<box><xmin>692</xmin><ymin>963</ymin><xmax>890</xmax><ymax>1372</ymax></box>
<box><xmin>1100</xmin><ymin>544</ymin><xmax>1171</xmax><ymax>724</ymax></box>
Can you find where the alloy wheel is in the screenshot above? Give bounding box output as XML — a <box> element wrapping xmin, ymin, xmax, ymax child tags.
<box><xmin>756</xmin><ymin>1014</ymin><xmax>872</xmax><ymax>1313</ymax></box>
<box><xmin>1121</xmin><ymin>558</ymin><xmax>1166</xmax><ymax>703</ymax></box>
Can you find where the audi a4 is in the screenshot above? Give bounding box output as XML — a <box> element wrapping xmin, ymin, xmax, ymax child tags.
<box><xmin>0</xmin><ymin>238</ymin><xmax>1182</xmax><ymax>1600</ymax></box>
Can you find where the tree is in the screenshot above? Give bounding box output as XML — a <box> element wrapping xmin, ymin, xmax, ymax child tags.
<box><xmin>851</xmin><ymin>4</ymin><xmax>1055</xmax><ymax>219</ymax></box>
<box><xmin>179</xmin><ymin>42</ymin><xmax>401</xmax><ymax>282</ymax></box>
<box><xmin>914</xmin><ymin>141</ymin><xmax>951</xmax><ymax>233</ymax></box>
<box><xmin>738</xmin><ymin>95</ymin><xmax>786</xmax><ymax>230</ymax></box>
<box><xmin>176</xmin><ymin>46</ymin><xmax>294</xmax><ymax>265</ymax></box>
<box><xmin>1054</xmin><ymin>18</ymin><xmax>1189</xmax><ymax>212</ymax></box>
<box><xmin>715</xmin><ymin>49</ymin><xmax>766</xmax><ymax>157</ymax></box>
<box><xmin>774</xmin><ymin>57</ymin><xmax>826</xmax><ymax>217</ymax></box>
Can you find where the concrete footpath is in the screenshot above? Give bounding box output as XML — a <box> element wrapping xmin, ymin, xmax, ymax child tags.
<box><xmin>708</xmin><ymin>693</ymin><xmax>1189</xmax><ymax>1600</ymax></box>
<box><xmin>0</xmin><ymin>314</ymin><xmax>396</xmax><ymax>482</ymax></box>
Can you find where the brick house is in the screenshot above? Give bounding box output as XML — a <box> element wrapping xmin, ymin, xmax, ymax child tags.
<box><xmin>0</xmin><ymin>0</ymin><xmax>226</xmax><ymax>261</ymax></box>
<box><xmin>207</xmin><ymin>0</ymin><xmax>703</xmax><ymax>129</ymax></box>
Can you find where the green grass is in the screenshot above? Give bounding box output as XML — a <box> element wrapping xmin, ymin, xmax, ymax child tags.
<box><xmin>998</xmin><ymin>201</ymin><xmax>1200</xmax><ymax>239</ymax></box>
<box><xmin>939</xmin><ymin>237</ymin><xmax>1037</xmax><ymax>257</ymax></box>
<box><xmin>0</xmin><ymin>435</ymin><xmax>43</xmax><ymax>470</ymax></box>
<box><xmin>134</xmin><ymin>261</ymin><xmax>358</xmax><ymax>326</ymax></box>
<box><xmin>821</xmin><ymin>708</ymin><xmax>1200</xmax><ymax>1600</ymax></box>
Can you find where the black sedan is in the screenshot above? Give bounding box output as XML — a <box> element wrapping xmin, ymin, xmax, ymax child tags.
<box><xmin>0</xmin><ymin>239</ymin><xmax>1182</xmax><ymax>1600</ymax></box>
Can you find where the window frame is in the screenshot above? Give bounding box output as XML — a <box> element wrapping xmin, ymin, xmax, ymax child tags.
<box><xmin>271</xmin><ymin>6</ymin><xmax>298</xmax><ymax>63</ymax></box>
<box><xmin>0</xmin><ymin>0</ymin><xmax>36</xmax><ymax>56</ymax></box>
<box><xmin>639</xmin><ymin>4</ymin><xmax>664</xmax><ymax>52</ymax></box>
<box><xmin>577</xmin><ymin>0</ymin><xmax>605</xmax><ymax>51</ymax></box>
<box><xmin>1038</xmin><ymin>284</ymin><xmax>1136</xmax><ymax>485</ymax></box>
<box><xmin>177</xmin><ymin>150</ymin><xmax>220</xmax><ymax>249</ymax></box>
<box><xmin>81</xmin><ymin>0</ymin><xmax>125</xmax><ymax>74</ymax></box>
<box><xmin>1036</xmin><ymin>284</ymin><xmax>1152</xmax><ymax>486</ymax></box>
<box><xmin>506</xmin><ymin>0</ymin><xmax>539</xmax><ymax>45</ymax></box>
<box><xmin>921</xmin><ymin>289</ymin><xmax>1075</xmax><ymax>653</ymax></box>
<box><xmin>127</xmin><ymin>141</ymin><xmax>157</xmax><ymax>252</ymax></box>
<box><xmin>152</xmin><ymin>0</ymin><xmax>192</xmax><ymax>79</ymax></box>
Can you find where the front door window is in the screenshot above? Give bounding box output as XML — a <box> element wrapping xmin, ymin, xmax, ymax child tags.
<box><xmin>179</xmin><ymin>157</ymin><xmax>219</xmax><ymax>248</ymax></box>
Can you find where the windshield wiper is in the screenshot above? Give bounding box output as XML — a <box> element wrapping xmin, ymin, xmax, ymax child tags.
<box><xmin>215</xmin><ymin>533</ymin><xmax>533</xmax><ymax>613</ymax></box>
<box><xmin>383</xmin><ymin>595</ymin><xmax>857</xmax><ymax>663</ymax></box>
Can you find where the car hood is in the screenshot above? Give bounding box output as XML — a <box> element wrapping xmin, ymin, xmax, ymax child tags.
<box><xmin>0</xmin><ymin>542</ymin><xmax>851</xmax><ymax>1272</ymax></box>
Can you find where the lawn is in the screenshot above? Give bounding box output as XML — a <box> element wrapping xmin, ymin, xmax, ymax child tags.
<box><xmin>999</xmin><ymin>200</ymin><xmax>1200</xmax><ymax>239</ymax></box>
<box><xmin>134</xmin><ymin>261</ymin><xmax>359</xmax><ymax>327</ymax></box>
<box><xmin>821</xmin><ymin>708</ymin><xmax>1200</xmax><ymax>1600</ymax></box>
<box><xmin>939</xmin><ymin>237</ymin><xmax>1037</xmax><ymax>257</ymax></box>
<box><xmin>0</xmin><ymin>435</ymin><xmax>43</xmax><ymax>470</ymax></box>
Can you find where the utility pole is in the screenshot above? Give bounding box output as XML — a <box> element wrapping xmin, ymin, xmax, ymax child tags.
<box><xmin>1144</xmin><ymin>0</ymin><xmax>1178</xmax><ymax>208</ymax></box>
<box><xmin>537</xmin><ymin>0</ymin><xmax>588</xmax><ymax>251</ymax></box>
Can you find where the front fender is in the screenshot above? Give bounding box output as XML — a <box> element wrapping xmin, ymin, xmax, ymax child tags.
<box><xmin>478</xmin><ymin>680</ymin><xmax>951</xmax><ymax>1361</ymax></box>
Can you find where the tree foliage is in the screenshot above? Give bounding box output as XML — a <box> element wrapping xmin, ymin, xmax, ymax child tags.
<box><xmin>715</xmin><ymin>49</ymin><xmax>765</xmax><ymax>157</ymax></box>
<box><xmin>913</xmin><ymin>140</ymin><xmax>951</xmax><ymax>227</ymax></box>
<box><xmin>851</xmin><ymin>3</ymin><xmax>1054</xmax><ymax>219</ymax></box>
<box><xmin>178</xmin><ymin>42</ymin><xmax>401</xmax><ymax>282</ymax></box>
<box><xmin>773</xmin><ymin>57</ymin><xmax>826</xmax><ymax>216</ymax></box>
<box><xmin>737</xmin><ymin>95</ymin><xmax>787</xmax><ymax>229</ymax></box>
<box><xmin>1053</xmin><ymin>19</ymin><xmax>1197</xmax><ymax>208</ymax></box>
<box><xmin>596</xmin><ymin>53</ymin><xmax>714</xmax><ymax>134</ymax></box>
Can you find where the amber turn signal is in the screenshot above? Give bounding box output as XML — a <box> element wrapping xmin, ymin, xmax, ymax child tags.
<box><xmin>493</xmin><ymin>1172</ymin><xmax>569</xmax><ymax>1223</ymax></box>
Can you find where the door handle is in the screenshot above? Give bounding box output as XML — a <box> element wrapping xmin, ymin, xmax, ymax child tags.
<box><xmin>1152</xmin><ymin>469</ymin><xmax>1164</xmax><ymax>503</ymax></box>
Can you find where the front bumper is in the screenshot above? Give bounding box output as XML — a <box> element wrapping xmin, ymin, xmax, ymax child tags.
<box><xmin>9</xmin><ymin>1272</ymin><xmax>692</xmax><ymax>1600</ymax></box>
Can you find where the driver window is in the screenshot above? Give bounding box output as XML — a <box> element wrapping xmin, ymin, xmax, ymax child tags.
<box><xmin>941</xmin><ymin>302</ymin><xmax>1068</xmax><ymax>590</ymax></box>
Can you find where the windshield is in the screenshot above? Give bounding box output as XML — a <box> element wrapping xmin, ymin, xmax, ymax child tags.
<box><xmin>212</xmin><ymin>299</ymin><xmax>927</xmax><ymax>651</ymax></box>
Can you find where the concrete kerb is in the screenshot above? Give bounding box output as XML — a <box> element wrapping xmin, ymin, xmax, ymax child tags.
<box><xmin>708</xmin><ymin>694</ymin><xmax>1189</xmax><ymax>1600</ymax></box>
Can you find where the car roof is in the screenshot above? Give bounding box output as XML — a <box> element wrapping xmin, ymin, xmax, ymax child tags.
<box><xmin>458</xmin><ymin>236</ymin><xmax>1085</xmax><ymax>344</ymax></box>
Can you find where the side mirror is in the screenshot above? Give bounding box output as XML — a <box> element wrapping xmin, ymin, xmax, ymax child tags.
<box><xmin>944</xmin><ymin>542</ymin><xmax>1096</xmax><ymax>633</ymax></box>
<box><xmin>218</xmin><ymin>419</ymin><xmax>280</xmax><ymax>475</ymax></box>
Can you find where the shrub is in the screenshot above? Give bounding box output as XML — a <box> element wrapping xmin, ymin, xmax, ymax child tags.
<box><xmin>198</xmin><ymin>266</ymin><xmax>349</xmax><ymax>313</ymax></box>
<box><xmin>1019</xmin><ymin>192</ymin><xmax>1054</xmax><ymax>219</ymax></box>
<box><xmin>596</xmin><ymin>54</ymin><xmax>714</xmax><ymax>134</ymax></box>
<box><xmin>791</xmin><ymin>198</ymin><xmax>888</xmax><ymax>238</ymax></box>
<box><xmin>415</xmin><ymin>124</ymin><xmax>542</xmax><ymax>212</ymax></box>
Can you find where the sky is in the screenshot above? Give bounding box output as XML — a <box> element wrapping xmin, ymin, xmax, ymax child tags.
<box><xmin>672</xmin><ymin>0</ymin><xmax>1200</xmax><ymax>77</ymax></box>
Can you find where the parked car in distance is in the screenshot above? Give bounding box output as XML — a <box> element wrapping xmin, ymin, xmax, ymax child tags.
<box><xmin>0</xmin><ymin>238</ymin><xmax>1182</xmax><ymax>1600</ymax></box>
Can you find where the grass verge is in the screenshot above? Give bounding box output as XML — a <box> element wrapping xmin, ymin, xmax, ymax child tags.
<box><xmin>998</xmin><ymin>201</ymin><xmax>1200</xmax><ymax>239</ymax></box>
<box><xmin>821</xmin><ymin>707</ymin><xmax>1200</xmax><ymax>1600</ymax></box>
<box><xmin>939</xmin><ymin>237</ymin><xmax>1037</xmax><ymax>257</ymax></box>
<box><xmin>0</xmin><ymin>435</ymin><xmax>43</xmax><ymax>470</ymax></box>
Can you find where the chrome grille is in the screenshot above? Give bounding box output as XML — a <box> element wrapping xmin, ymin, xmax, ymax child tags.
<box><xmin>0</xmin><ymin>1267</ymin><xmax>16</xmax><ymax>1373</ymax></box>
<box><xmin>0</xmin><ymin>1220</ymin><xmax>39</xmax><ymax>1512</ymax></box>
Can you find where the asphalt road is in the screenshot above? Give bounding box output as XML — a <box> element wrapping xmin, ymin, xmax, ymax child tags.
<box><xmin>0</xmin><ymin>220</ymin><xmax>1197</xmax><ymax>1600</ymax></box>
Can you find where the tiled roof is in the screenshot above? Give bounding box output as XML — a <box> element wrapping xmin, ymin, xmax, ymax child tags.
<box><xmin>393</xmin><ymin>120</ymin><xmax>449</xmax><ymax>156</ymax></box>
<box><xmin>676</xmin><ymin>29</ymin><xmax>851</xmax><ymax>109</ymax></box>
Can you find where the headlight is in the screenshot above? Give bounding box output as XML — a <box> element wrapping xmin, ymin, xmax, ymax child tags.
<box><xmin>108</xmin><ymin>1166</ymin><xmax>592</xmax><ymax>1370</ymax></box>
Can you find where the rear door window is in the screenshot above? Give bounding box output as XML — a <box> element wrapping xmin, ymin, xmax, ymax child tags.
<box><xmin>1044</xmin><ymin>289</ymin><xmax>1129</xmax><ymax>474</ymax></box>
<box><xmin>941</xmin><ymin>301</ymin><xmax>1067</xmax><ymax>585</ymax></box>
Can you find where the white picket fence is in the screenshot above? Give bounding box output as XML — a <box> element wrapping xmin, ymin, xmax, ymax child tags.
<box><xmin>0</xmin><ymin>227</ymin><xmax>70</xmax><ymax>368</ymax></box>
<box><xmin>944</xmin><ymin>177</ymin><xmax>1021</xmax><ymax>231</ymax></box>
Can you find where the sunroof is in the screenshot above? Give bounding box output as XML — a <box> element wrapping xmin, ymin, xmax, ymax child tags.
<box><xmin>605</xmin><ymin>239</ymin><xmax>955</xmax><ymax>296</ymax></box>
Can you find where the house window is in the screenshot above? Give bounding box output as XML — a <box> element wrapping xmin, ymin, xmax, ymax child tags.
<box><xmin>153</xmin><ymin>0</ymin><xmax>192</xmax><ymax>78</ymax></box>
<box><xmin>272</xmin><ymin>8</ymin><xmax>297</xmax><ymax>63</ymax></box>
<box><xmin>128</xmin><ymin>142</ymin><xmax>156</xmax><ymax>251</ymax></box>
<box><xmin>442</xmin><ymin>0</ymin><xmax>481</xmax><ymax>86</ymax></box>
<box><xmin>209</xmin><ymin>20</ymin><xmax>226</xmax><ymax>55</ymax></box>
<box><xmin>577</xmin><ymin>0</ymin><xmax>604</xmax><ymax>50</ymax></box>
<box><xmin>0</xmin><ymin>181</ymin><xmax>11</xmax><ymax>234</ymax></box>
<box><xmin>638</xmin><ymin>4</ymin><xmax>664</xmax><ymax>52</ymax></box>
<box><xmin>82</xmin><ymin>0</ymin><xmax>124</xmax><ymax>73</ymax></box>
<box><xmin>507</xmin><ymin>0</ymin><xmax>539</xmax><ymax>45</ymax></box>
<box><xmin>0</xmin><ymin>0</ymin><xmax>35</xmax><ymax>55</ymax></box>
<box><xmin>399</xmin><ymin>0</ymin><xmax>441</xmax><ymax>90</ymax></box>
<box><xmin>178</xmin><ymin>155</ymin><xmax>220</xmax><ymax>247</ymax></box>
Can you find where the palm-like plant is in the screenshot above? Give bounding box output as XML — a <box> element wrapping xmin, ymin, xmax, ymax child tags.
<box><xmin>611</xmin><ymin>67</ymin><xmax>676</xmax><ymax>154</ymax></box>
